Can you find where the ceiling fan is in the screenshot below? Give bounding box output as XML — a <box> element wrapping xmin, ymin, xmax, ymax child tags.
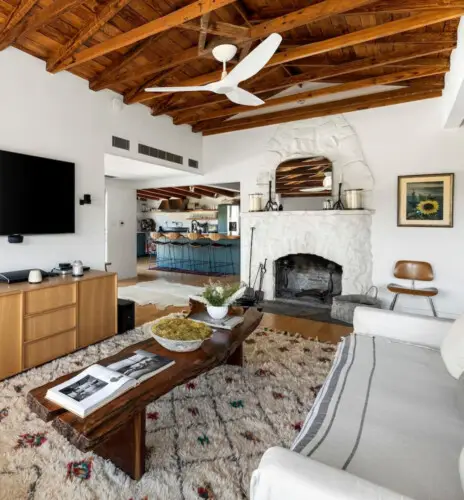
<box><xmin>145</xmin><ymin>33</ymin><xmax>282</xmax><ymax>106</ymax></box>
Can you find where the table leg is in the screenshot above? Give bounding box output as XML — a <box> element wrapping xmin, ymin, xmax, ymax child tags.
<box><xmin>94</xmin><ymin>409</ymin><xmax>146</xmax><ymax>480</ymax></box>
<box><xmin>226</xmin><ymin>344</ymin><xmax>243</xmax><ymax>367</ymax></box>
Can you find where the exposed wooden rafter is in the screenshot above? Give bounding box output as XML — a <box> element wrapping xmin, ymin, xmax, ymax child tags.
<box><xmin>191</xmin><ymin>66</ymin><xmax>446</xmax><ymax>126</ymax></box>
<box><xmin>0</xmin><ymin>0</ymin><xmax>39</xmax><ymax>41</ymax></box>
<box><xmin>171</xmin><ymin>46</ymin><xmax>450</xmax><ymax>123</ymax></box>
<box><xmin>141</xmin><ymin>8</ymin><xmax>463</xmax><ymax>106</ymax></box>
<box><xmin>51</xmin><ymin>0</ymin><xmax>239</xmax><ymax>72</ymax></box>
<box><xmin>0</xmin><ymin>0</ymin><xmax>86</xmax><ymax>51</ymax></box>
<box><xmin>200</xmin><ymin>88</ymin><xmax>442</xmax><ymax>136</ymax></box>
<box><xmin>90</xmin><ymin>35</ymin><xmax>163</xmax><ymax>91</ymax></box>
<box><xmin>47</xmin><ymin>0</ymin><xmax>133</xmax><ymax>73</ymax></box>
<box><xmin>249</xmin><ymin>0</ymin><xmax>464</xmax><ymax>21</ymax></box>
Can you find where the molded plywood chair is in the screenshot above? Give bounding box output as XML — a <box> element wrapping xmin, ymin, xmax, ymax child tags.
<box><xmin>387</xmin><ymin>260</ymin><xmax>438</xmax><ymax>317</ymax></box>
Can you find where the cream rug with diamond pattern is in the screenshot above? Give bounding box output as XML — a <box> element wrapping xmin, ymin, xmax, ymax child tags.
<box><xmin>0</xmin><ymin>321</ymin><xmax>335</xmax><ymax>500</ymax></box>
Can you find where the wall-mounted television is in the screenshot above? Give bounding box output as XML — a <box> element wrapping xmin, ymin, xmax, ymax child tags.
<box><xmin>0</xmin><ymin>150</ymin><xmax>75</xmax><ymax>235</ymax></box>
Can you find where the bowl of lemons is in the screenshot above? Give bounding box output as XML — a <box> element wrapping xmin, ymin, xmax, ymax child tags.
<box><xmin>147</xmin><ymin>316</ymin><xmax>212</xmax><ymax>352</ymax></box>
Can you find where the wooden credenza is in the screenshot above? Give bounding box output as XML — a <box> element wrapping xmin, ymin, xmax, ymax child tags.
<box><xmin>0</xmin><ymin>270</ymin><xmax>117</xmax><ymax>381</ymax></box>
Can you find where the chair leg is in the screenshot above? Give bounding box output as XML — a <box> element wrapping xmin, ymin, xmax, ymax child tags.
<box><xmin>389</xmin><ymin>294</ymin><xmax>399</xmax><ymax>310</ymax></box>
<box><xmin>428</xmin><ymin>297</ymin><xmax>438</xmax><ymax>317</ymax></box>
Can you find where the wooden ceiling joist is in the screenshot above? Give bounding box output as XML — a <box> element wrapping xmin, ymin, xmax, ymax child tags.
<box><xmin>143</xmin><ymin>8</ymin><xmax>463</xmax><ymax>106</ymax></box>
<box><xmin>90</xmin><ymin>35</ymin><xmax>162</xmax><ymax>91</ymax></box>
<box><xmin>0</xmin><ymin>0</ymin><xmax>38</xmax><ymax>40</ymax></box>
<box><xmin>190</xmin><ymin>66</ymin><xmax>446</xmax><ymax>125</ymax></box>
<box><xmin>111</xmin><ymin>0</ymin><xmax>378</xmax><ymax>100</ymax></box>
<box><xmin>249</xmin><ymin>0</ymin><xmax>464</xmax><ymax>21</ymax></box>
<box><xmin>0</xmin><ymin>0</ymin><xmax>85</xmax><ymax>51</ymax></box>
<box><xmin>51</xmin><ymin>0</ymin><xmax>239</xmax><ymax>72</ymax></box>
<box><xmin>248</xmin><ymin>0</ymin><xmax>379</xmax><ymax>40</ymax></box>
<box><xmin>201</xmin><ymin>87</ymin><xmax>442</xmax><ymax>136</ymax></box>
<box><xmin>280</xmin><ymin>32</ymin><xmax>458</xmax><ymax>48</ymax></box>
<box><xmin>172</xmin><ymin>46</ymin><xmax>450</xmax><ymax>123</ymax></box>
<box><xmin>194</xmin><ymin>185</ymin><xmax>239</xmax><ymax>197</ymax></box>
<box><xmin>47</xmin><ymin>0</ymin><xmax>133</xmax><ymax>73</ymax></box>
<box><xmin>143</xmin><ymin>188</ymin><xmax>189</xmax><ymax>199</ymax></box>
<box><xmin>137</xmin><ymin>191</ymin><xmax>161</xmax><ymax>200</ymax></box>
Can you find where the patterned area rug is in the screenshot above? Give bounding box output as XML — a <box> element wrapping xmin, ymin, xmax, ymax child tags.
<box><xmin>0</xmin><ymin>322</ymin><xmax>336</xmax><ymax>500</ymax></box>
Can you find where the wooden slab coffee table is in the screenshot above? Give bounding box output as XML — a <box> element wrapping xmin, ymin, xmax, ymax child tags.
<box><xmin>28</xmin><ymin>302</ymin><xmax>262</xmax><ymax>480</ymax></box>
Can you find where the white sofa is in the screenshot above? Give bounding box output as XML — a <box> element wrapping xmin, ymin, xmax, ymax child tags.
<box><xmin>250</xmin><ymin>307</ymin><xmax>463</xmax><ymax>500</ymax></box>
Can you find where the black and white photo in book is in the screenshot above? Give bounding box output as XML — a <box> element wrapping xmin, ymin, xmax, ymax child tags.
<box><xmin>59</xmin><ymin>374</ymin><xmax>110</xmax><ymax>402</ymax></box>
<box><xmin>107</xmin><ymin>350</ymin><xmax>174</xmax><ymax>382</ymax></box>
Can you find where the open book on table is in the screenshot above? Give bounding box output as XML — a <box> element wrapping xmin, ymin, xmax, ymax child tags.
<box><xmin>45</xmin><ymin>350</ymin><xmax>174</xmax><ymax>418</ymax></box>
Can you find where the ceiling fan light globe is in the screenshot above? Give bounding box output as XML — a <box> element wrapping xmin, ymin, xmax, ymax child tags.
<box><xmin>212</xmin><ymin>44</ymin><xmax>238</xmax><ymax>63</ymax></box>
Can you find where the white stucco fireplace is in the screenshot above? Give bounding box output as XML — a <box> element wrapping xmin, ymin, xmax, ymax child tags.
<box><xmin>240</xmin><ymin>210</ymin><xmax>373</xmax><ymax>300</ymax></box>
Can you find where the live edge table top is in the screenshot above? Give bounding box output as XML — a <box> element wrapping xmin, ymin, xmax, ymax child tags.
<box><xmin>27</xmin><ymin>305</ymin><xmax>263</xmax><ymax>453</ymax></box>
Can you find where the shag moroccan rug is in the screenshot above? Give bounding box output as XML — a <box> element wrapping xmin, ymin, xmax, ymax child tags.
<box><xmin>0</xmin><ymin>322</ymin><xmax>336</xmax><ymax>500</ymax></box>
<box><xmin>118</xmin><ymin>279</ymin><xmax>203</xmax><ymax>306</ymax></box>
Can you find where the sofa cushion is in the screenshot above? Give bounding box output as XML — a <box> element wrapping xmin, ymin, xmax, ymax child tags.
<box><xmin>292</xmin><ymin>334</ymin><xmax>464</xmax><ymax>500</ymax></box>
<box><xmin>441</xmin><ymin>315</ymin><xmax>464</xmax><ymax>379</ymax></box>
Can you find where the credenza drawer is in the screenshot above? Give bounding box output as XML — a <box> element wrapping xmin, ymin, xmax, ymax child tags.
<box><xmin>24</xmin><ymin>306</ymin><xmax>76</xmax><ymax>343</ymax></box>
<box><xmin>25</xmin><ymin>284</ymin><xmax>76</xmax><ymax>315</ymax></box>
<box><xmin>24</xmin><ymin>329</ymin><xmax>76</xmax><ymax>369</ymax></box>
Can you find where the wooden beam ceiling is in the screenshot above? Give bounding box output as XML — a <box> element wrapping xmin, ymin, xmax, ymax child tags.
<box><xmin>0</xmin><ymin>0</ymin><xmax>86</xmax><ymax>51</ymax></box>
<box><xmin>51</xmin><ymin>0</ymin><xmax>239</xmax><ymax>72</ymax></box>
<box><xmin>47</xmin><ymin>0</ymin><xmax>134</xmax><ymax>73</ymax></box>
<box><xmin>170</xmin><ymin>46</ymin><xmax>450</xmax><ymax>123</ymax></box>
<box><xmin>0</xmin><ymin>0</ymin><xmax>39</xmax><ymax>41</ymax></box>
<box><xmin>0</xmin><ymin>0</ymin><xmax>459</xmax><ymax>134</ymax></box>
<box><xmin>190</xmin><ymin>66</ymin><xmax>446</xmax><ymax>126</ymax></box>
<box><xmin>200</xmin><ymin>87</ymin><xmax>442</xmax><ymax>135</ymax></box>
<box><xmin>249</xmin><ymin>0</ymin><xmax>464</xmax><ymax>21</ymax></box>
<box><xmin>141</xmin><ymin>8</ymin><xmax>463</xmax><ymax>106</ymax></box>
<box><xmin>106</xmin><ymin>0</ymin><xmax>378</xmax><ymax>96</ymax></box>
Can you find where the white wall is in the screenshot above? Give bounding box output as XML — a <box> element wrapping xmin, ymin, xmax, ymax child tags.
<box><xmin>0</xmin><ymin>47</ymin><xmax>201</xmax><ymax>275</ymax></box>
<box><xmin>137</xmin><ymin>97</ymin><xmax>464</xmax><ymax>318</ymax></box>
<box><xmin>106</xmin><ymin>179</ymin><xmax>137</xmax><ymax>279</ymax></box>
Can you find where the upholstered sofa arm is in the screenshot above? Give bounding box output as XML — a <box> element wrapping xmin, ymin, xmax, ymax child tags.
<box><xmin>250</xmin><ymin>447</ymin><xmax>412</xmax><ymax>500</ymax></box>
<box><xmin>353</xmin><ymin>307</ymin><xmax>453</xmax><ymax>348</ymax></box>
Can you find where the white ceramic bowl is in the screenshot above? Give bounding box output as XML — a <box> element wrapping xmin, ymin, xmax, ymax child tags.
<box><xmin>143</xmin><ymin>319</ymin><xmax>209</xmax><ymax>353</ymax></box>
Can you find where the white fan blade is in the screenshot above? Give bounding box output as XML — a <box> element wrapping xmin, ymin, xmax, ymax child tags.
<box><xmin>220</xmin><ymin>33</ymin><xmax>282</xmax><ymax>87</ymax></box>
<box><xmin>226</xmin><ymin>88</ymin><xmax>264</xmax><ymax>106</ymax></box>
<box><xmin>145</xmin><ymin>84</ymin><xmax>214</xmax><ymax>92</ymax></box>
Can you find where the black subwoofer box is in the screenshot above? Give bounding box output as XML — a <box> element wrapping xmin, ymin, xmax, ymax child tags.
<box><xmin>117</xmin><ymin>298</ymin><xmax>135</xmax><ymax>334</ymax></box>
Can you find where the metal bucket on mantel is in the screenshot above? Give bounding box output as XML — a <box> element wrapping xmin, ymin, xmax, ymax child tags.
<box><xmin>344</xmin><ymin>189</ymin><xmax>364</xmax><ymax>209</ymax></box>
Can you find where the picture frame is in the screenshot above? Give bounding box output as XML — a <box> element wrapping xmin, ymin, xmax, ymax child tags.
<box><xmin>397</xmin><ymin>173</ymin><xmax>454</xmax><ymax>228</ymax></box>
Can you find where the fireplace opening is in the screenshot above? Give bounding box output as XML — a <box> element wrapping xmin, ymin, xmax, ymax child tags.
<box><xmin>275</xmin><ymin>254</ymin><xmax>342</xmax><ymax>307</ymax></box>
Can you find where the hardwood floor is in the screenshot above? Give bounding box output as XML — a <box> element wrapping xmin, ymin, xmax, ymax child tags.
<box><xmin>118</xmin><ymin>258</ymin><xmax>351</xmax><ymax>344</ymax></box>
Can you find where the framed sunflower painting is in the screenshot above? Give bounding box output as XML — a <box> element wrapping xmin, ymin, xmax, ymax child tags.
<box><xmin>397</xmin><ymin>173</ymin><xmax>454</xmax><ymax>228</ymax></box>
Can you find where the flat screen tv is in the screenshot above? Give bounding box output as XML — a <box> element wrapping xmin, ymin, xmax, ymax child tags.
<box><xmin>0</xmin><ymin>150</ymin><xmax>75</xmax><ymax>235</ymax></box>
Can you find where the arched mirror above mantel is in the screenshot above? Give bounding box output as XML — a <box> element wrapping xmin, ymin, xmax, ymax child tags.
<box><xmin>276</xmin><ymin>157</ymin><xmax>332</xmax><ymax>198</ymax></box>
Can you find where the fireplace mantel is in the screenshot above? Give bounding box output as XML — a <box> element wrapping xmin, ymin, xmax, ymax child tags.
<box><xmin>242</xmin><ymin>210</ymin><xmax>374</xmax><ymax>218</ymax></box>
<box><xmin>240</xmin><ymin>210</ymin><xmax>373</xmax><ymax>300</ymax></box>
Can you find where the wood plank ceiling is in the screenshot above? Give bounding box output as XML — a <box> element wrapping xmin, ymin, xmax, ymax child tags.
<box><xmin>137</xmin><ymin>184</ymin><xmax>239</xmax><ymax>200</ymax></box>
<box><xmin>1</xmin><ymin>0</ymin><xmax>461</xmax><ymax>135</ymax></box>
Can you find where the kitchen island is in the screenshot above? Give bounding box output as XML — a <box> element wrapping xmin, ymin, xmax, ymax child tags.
<box><xmin>149</xmin><ymin>233</ymin><xmax>240</xmax><ymax>276</ymax></box>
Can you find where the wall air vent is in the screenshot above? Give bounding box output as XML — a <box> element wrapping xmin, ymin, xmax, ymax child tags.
<box><xmin>138</xmin><ymin>143</ymin><xmax>183</xmax><ymax>165</ymax></box>
<box><xmin>112</xmin><ymin>136</ymin><xmax>130</xmax><ymax>150</ymax></box>
<box><xmin>188</xmin><ymin>159</ymin><xmax>199</xmax><ymax>169</ymax></box>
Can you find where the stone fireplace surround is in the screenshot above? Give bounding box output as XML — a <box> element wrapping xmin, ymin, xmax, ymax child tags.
<box><xmin>240</xmin><ymin>211</ymin><xmax>373</xmax><ymax>301</ymax></box>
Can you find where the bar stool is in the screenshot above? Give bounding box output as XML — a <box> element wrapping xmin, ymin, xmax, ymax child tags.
<box><xmin>169</xmin><ymin>232</ymin><xmax>189</xmax><ymax>270</ymax></box>
<box><xmin>146</xmin><ymin>234</ymin><xmax>158</xmax><ymax>270</ymax></box>
<box><xmin>186</xmin><ymin>233</ymin><xmax>206</xmax><ymax>273</ymax></box>
<box><xmin>209</xmin><ymin>234</ymin><xmax>235</xmax><ymax>275</ymax></box>
<box><xmin>149</xmin><ymin>232</ymin><xmax>165</xmax><ymax>269</ymax></box>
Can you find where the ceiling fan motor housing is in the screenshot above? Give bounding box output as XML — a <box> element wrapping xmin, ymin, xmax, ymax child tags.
<box><xmin>212</xmin><ymin>44</ymin><xmax>238</xmax><ymax>63</ymax></box>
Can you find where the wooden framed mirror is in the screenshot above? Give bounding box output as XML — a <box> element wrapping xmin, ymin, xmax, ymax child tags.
<box><xmin>276</xmin><ymin>157</ymin><xmax>332</xmax><ymax>197</ymax></box>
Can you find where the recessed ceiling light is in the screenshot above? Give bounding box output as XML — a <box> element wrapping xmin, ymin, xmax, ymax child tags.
<box><xmin>300</xmin><ymin>187</ymin><xmax>327</xmax><ymax>192</ymax></box>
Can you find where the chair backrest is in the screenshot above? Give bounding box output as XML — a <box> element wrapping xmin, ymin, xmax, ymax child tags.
<box><xmin>208</xmin><ymin>233</ymin><xmax>223</xmax><ymax>242</ymax></box>
<box><xmin>393</xmin><ymin>260</ymin><xmax>434</xmax><ymax>281</ymax></box>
